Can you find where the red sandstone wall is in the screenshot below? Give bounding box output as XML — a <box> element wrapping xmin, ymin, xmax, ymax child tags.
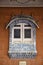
<box><xmin>0</xmin><ymin>7</ymin><xmax>43</xmax><ymax>65</ymax></box>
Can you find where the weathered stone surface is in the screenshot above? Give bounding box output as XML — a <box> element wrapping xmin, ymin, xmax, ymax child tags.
<box><xmin>0</xmin><ymin>0</ymin><xmax>43</xmax><ymax>7</ymax></box>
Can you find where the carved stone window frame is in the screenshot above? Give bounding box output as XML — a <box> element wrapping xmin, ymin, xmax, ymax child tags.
<box><xmin>6</xmin><ymin>15</ymin><xmax>39</xmax><ymax>58</ymax></box>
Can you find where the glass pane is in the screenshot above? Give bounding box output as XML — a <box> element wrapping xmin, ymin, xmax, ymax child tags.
<box><xmin>14</xmin><ymin>29</ymin><xmax>20</xmax><ymax>38</ymax></box>
<box><xmin>14</xmin><ymin>25</ymin><xmax>21</xmax><ymax>27</ymax></box>
<box><xmin>24</xmin><ymin>29</ymin><xmax>31</xmax><ymax>38</ymax></box>
<box><xmin>24</xmin><ymin>24</ymin><xmax>31</xmax><ymax>27</ymax></box>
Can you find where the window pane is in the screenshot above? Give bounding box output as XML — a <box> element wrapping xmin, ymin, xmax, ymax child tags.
<box><xmin>24</xmin><ymin>24</ymin><xmax>31</xmax><ymax>27</ymax></box>
<box><xmin>24</xmin><ymin>29</ymin><xmax>31</xmax><ymax>38</ymax></box>
<box><xmin>14</xmin><ymin>25</ymin><xmax>21</xmax><ymax>27</ymax></box>
<box><xmin>14</xmin><ymin>29</ymin><xmax>20</xmax><ymax>38</ymax></box>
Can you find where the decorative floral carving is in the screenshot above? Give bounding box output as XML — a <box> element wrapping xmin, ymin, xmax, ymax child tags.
<box><xmin>10</xmin><ymin>0</ymin><xmax>35</xmax><ymax>4</ymax></box>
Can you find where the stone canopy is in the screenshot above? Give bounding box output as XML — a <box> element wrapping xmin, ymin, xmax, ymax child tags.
<box><xmin>6</xmin><ymin>15</ymin><xmax>39</xmax><ymax>29</ymax></box>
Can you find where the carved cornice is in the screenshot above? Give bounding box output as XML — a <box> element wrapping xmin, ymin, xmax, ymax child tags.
<box><xmin>0</xmin><ymin>0</ymin><xmax>43</xmax><ymax>7</ymax></box>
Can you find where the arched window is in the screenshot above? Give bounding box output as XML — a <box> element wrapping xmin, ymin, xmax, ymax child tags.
<box><xmin>6</xmin><ymin>16</ymin><xmax>39</xmax><ymax>58</ymax></box>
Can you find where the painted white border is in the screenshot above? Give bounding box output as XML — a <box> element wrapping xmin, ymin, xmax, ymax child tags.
<box><xmin>23</xmin><ymin>23</ymin><xmax>33</xmax><ymax>43</ymax></box>
<box><xmin>12</xmin><ymin>23</ymin><xmax>22</xmax><ymax>43</ymax></box>
<box><xmin>12</xmin><ymin>23</ymin><xmax>33</xmax><ymax>44</ymax></box>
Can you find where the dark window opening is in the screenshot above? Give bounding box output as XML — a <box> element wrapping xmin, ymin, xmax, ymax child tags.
<box><xmin>24</xmin><ymin>24</ymin><xmax>31</xmax><ymax>27</ymax></box>
<box><xmin>14</xmin><ymin>25</ymin><xmax>21</xmax><ymax>27</ymax></box>
<box><xmin>24</xmin><ymin>29</ymin><xmax>31</xmax><ymax>38</ymax></box>
<box><xmin>14</xmin><ymin>29</ymin><xmax>20</xmax><ymax>38</ymax></box>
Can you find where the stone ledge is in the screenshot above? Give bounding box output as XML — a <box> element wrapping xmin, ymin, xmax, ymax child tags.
<box><xmin>8</xmin><ymin>51</ymin><xmax>37</xmax><ymax>58</ymax></box>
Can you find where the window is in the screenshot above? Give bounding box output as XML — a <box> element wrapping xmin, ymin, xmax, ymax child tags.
<box><xmin>14</xmin><ymin>29</ymin><xmax>20</xmax><ymax>38</ymax></box>
<box><xmin>12</xmin><ymin>23</ymin><xmax>33</xmax><ymax>43</ymax></box>
<box><xmin>24</xmin><ymin>29</ymin><xmax>31</xmax><ymax>38</ymax></box>
<box><xmin>7</xmin><ymin>17</ymin><xmax>38</xmax><ymax>58</ymax></box>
